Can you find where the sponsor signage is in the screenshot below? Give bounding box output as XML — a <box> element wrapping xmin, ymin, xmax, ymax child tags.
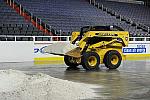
<box><xmin>34</xmin><ymin>46</ymin><xmax>47</xmax><ymax>54</ymax></box>
<box><xmin>123</xmin><ymin>45</ymin><xmax>146</xmax><ymax>53</ymax></box>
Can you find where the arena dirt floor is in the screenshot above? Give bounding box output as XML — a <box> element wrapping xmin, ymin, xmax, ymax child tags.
<box><xmin>0</xmin><ymin>60</ymin><xmax>150</xmax><ymax>100</ymax></box>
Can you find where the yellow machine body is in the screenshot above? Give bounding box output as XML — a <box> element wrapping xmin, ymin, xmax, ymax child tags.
<box><xmin>64</xmin><ymin>26</ymin><xmax>129</xmax><ymax>70</ymax></box>
<box><xmin>67</xmin><ymin>30</ymin><xmax>129</xmax><ymax>64</ymax></box>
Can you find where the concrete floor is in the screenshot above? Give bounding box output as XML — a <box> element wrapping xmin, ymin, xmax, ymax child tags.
<box><xmin>0</xmin><ymin>60</ymin><xmax>150</xmax><ymax>100</ymax></box>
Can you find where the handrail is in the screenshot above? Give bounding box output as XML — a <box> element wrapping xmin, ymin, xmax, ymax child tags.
<box><xmin>0</xmin><ymin>35</ymin><xmax>150</xmax><ymax>42</ymax></box>
<box><xmin>0</xmin><ymin>35</ymin><xmax>70</xmax><ymax>41</ymax></box>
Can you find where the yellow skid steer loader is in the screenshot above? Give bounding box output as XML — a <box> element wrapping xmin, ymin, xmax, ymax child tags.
<box><xmin>44</xmin><ymin>25</ymin><xmax>129</xmax><ymax>70</ymax></box>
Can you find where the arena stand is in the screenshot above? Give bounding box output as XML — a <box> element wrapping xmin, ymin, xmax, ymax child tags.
<box><xmin>0</xmin><ymin>0</ymin><xmax>57</xmax><ymax>36</ymax></box>
<box><xmin>17</xmin><ymin>0</ymin><xmax>150</xmax><ymax>36</ymax></box>
<box><xmin>91</xmin><ymin>0</ymin><xmax>150</xmax><ymax>36</ymax></box>
<box><xmin>0</xmin><ymin>0</ymin><xmax>150</xmax><ymax>38</ymax></box>
<box><xmin>96</xmin><ymin>0</ymin><xmax>150</xmax><ymax>26</ymax></box>
<box><xmin>16</xmin><ymin>0</ymin><xmax>122</xmax><ymax>33</ymax></box>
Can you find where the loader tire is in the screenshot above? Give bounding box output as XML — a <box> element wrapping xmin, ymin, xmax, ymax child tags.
<box><xmin>81</xmin><ymin>52</ymin><xmax>100</xmax><ymax>70</ymax></box>
<box><xmin>104</xmin><ymin>50</ymin><xmax>122</xmax><ymax>69</ymax></box>
<box><xmin>64</xmin><ymin>55</ymin><xmax>78</xmax><ymax>67</ymax></box>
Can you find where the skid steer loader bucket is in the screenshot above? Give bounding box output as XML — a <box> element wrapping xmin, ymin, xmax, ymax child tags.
<box><xmin>65</xmin><ymin>47</ymin><xmax>81</xmax><ymax>58</ymax></box>
<box><xmin>43</xmin><ymin>42</ymin><xmax>78</xmax><ymax>56</ymax></box>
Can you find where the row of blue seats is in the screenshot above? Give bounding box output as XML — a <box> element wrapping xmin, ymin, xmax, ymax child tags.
<box><xmin>1</xmin><ymin>0</ymin><xmax>149</xmax><ymax>37</ymax></box>
<box><xmin>96</xmin><ymin>0</ymin><xmax>150</xmax><ymax>27</ymax></box>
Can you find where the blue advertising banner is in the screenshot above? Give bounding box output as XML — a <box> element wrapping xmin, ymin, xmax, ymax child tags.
<box><xmin>123</xmin><ymin>48</ymin><xmax>146</xmax><ymax>53</ymax></box>
<box><xmin>123</xmin><ymin>44</ymin><xmax>147</xmax><ymax>54</ymax></box>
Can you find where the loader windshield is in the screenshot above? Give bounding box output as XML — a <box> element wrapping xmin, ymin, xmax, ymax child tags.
<box><xmin>80</xmin><ymin>25</ymin><xmax>124</xmax><ymax>39</ymax></box>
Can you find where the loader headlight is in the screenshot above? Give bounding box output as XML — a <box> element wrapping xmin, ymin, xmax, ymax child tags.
<box><xmin>125</xmin><ymin>37</ymin><xmax>128</xmax><ymax>41</ymax></box>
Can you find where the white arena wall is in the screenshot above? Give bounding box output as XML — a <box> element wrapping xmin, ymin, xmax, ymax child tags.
<box><xmin>0</xmin><ymin>36</ymin><xmax>150</xmax><ymax>62</ymax></box>
<box><xmin>0</xmin><ymin>41</ymin><xmax>34</xmax><ymax>62</ymax></box>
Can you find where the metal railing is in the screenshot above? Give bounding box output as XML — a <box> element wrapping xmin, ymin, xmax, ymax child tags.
<box><xmin>0</xmin><ymin>35</ymin><xmax>150</xmax><ymax>42</ymax></box>
<box><xmin>0</xmin><ymin>35</ymin><xmax>71</xmax><ymax>42</ymax></box>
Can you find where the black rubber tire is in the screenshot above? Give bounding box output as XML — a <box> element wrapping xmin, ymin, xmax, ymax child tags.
<box><xmin>64</xmin><ymin>55</ymin><xmax>78</xmax><ymax>67</ymax></box>
<box><xmin>103</xmin><ymin>50</ymin><xmax>122</xmax><ymax>69</ymax></box>
<box><xmin>81</xmin><ymin>52</ymin><xmax>100</xmax><ymax>70</ymax></box>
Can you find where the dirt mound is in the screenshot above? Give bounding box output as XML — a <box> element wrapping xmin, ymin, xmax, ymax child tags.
<box><xmin>0</xmin><ymin>69</ymin><xmax>99</xmax><ymax>100</ymax></box>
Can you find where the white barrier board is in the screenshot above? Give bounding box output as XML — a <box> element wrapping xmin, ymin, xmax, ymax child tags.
<box><xmin>0</xmin><ymin>40</ymin><xmax>150</xmax><ymax>62</ymax></box>
<box><xmin>0</xmin><ymin>41</ymin><xmax>34</xmax><ymax>62</ymax></box>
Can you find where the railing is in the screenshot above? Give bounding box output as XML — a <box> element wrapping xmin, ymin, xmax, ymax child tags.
<box><xmin>129</xmin><ymin>37</ymin><xmax>150</xmax><ymax>41</ymax></box>
<box><xmin>0</xmin><ymin>35</ymin><xmax>150</xmax><ymax>42</ymax></box>
<box><xmin>0</xmin><ymin>35</ymin><xmax>71</xmax><ymax>42</ymax></box>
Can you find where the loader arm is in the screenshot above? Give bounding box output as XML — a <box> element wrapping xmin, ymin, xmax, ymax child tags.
<box><xmin>70</xmin><ymin>32</ymin><xmax>80</xmax><ymax>44</ymax></box>
<box><xmin>88</xmin><ymin>39</ymin><xmax>123</xmax><ymax>49</ymax></box>
<box><xmin>77</xmin><ymin>34</ymin><xmax>90</xmax><ymax>52</ymax></box>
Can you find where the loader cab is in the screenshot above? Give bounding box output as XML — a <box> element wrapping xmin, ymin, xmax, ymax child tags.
<box><xmin>80</xmin><ymin>25</ymin><xmax>124</xmax><ymax>38</ymax></box>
